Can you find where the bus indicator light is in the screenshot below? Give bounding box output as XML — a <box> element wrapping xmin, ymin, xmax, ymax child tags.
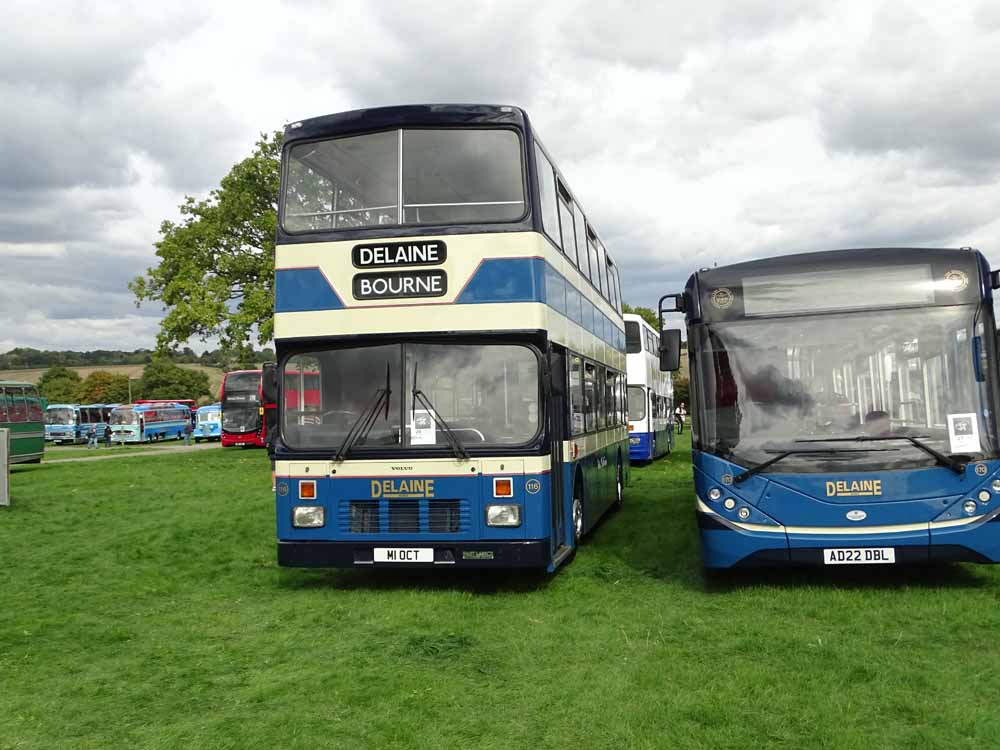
<box><xmin>493</xmin><ymin>478</ymin><xmax>513</xmax><ymax>498</ymax></box>
<box><xmin>299</xmin><ymin>480</ymin><xmax>316</xmax><ymax>500</ymax></box>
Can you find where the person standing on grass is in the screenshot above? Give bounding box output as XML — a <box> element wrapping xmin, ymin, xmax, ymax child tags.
<box><xmin>103</xmin><ymin>424</ymin><xmax>113</xmax><ymax>448</ymax></box>
<box><xmin>675</xmin><ymin>403</ymin><xmax>686</xmax><ymax>434</ymax></box>
<box><xmin>183</xmin><ymin>420</ymin><xmax>193</xmax><ymax>446</ymax></box>
<box><xmin>87</xmin><ymin>424</ymin><xmax>98</xmax><ymax>449</ymax></box>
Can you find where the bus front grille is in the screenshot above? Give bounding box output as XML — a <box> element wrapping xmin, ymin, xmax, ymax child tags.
<box><xmin>342</xmin><ymin>499</ymin><xmax>469</xmax><ymax>535</ymax></box>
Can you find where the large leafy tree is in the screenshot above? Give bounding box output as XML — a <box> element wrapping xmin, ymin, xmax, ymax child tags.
<box><xmin>76</xmin><ymin>371</ymin><xmax>134</xmax><ymax>404</ymax></box>
<box><xmin>141</xmin><ymin>358</ymin><xmax>211</xmax><ymax>401</ymax></box>
<box><xmin>131</xmin><ymin>132</ymin><xmax>282</xmax><ymax>351</ymax></box>
<box><xmin>37</xmin><ymin>366</ymin><xmax>83</xmax><ymax>403</ymax></box>
<box><xmin>622</xmin><ymin>303</ymin><xmax>658</xmax><ymax>329</ymax></box>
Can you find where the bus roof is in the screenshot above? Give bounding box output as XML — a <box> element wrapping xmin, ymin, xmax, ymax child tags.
<box><xmin>686</xmin><ymin>247</ymin><xmax>987</xmax><ymax>322</ymax></box>
<box><xmin>46</xmin><ymin>403</ymin><xmax>79</xmax><ymax>409</ymax></box>
<box><xmin>197</xmin><ymin>403</ymin><xmax>221</xmax><ymax>411</ymax></box>
<box><xmin>284</xmin><ymin>104</ymin><xmax>528</xmax><ymax>143</ymax></box>
<box><xmin>0</xmin><ymin>380</ymin><xmax>35</xmax><ymax>388</ymax></box>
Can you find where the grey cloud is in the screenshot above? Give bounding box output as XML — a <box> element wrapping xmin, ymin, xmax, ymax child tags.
<box><xmin>818</xmin><ymin>5</ymin><xmax>1000</xmax><ymax>180</ymax></box>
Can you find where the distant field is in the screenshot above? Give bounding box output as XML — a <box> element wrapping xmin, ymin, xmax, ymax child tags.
<box><xmin>0</xmin><ymin>364</ymin><xmax>224</xmax><ymax>398</ymax></box>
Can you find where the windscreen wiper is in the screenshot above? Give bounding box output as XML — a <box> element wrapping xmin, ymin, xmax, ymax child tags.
<box><xmin>795</xmin><ymin>435</ymin><xmax>967</xmax><ymax>475</ymax></box>
<box><xmin>411</xmin><ymin>361</ymin><xmax>470</xmax><ymax>460</ymax></box>
<box><xmin>334</xmin><ymin>363</ymin><xmax>392</xmax><ymax>461</ymax></box>
<box><xmin>732</xmin><ymin>447</ymin><xmax>898</xmax><ymax>485</ymax></box>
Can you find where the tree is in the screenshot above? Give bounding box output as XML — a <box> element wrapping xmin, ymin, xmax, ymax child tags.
<box><xmin>130</xmin><ymin>132</ymin><xmax>282</xmax><ymax>352</ymax></box>
<box><xmin>622</xmin><ymin>303</ymin><xmax>658</xmax><ymax>329</ymax></box>
<box><xmin>37</xmin><ymin>366</ymin><xmax>83</xmax><ymax>403</ymax></box>
<box><xmin>673</xmin><ymin>374</ymin><xmax>689</xmax><ymax>409</ymax></box>
<box><xmin>76</xmin><ymin>371</ymin><xmax>134</xmax><ymax>404</ymax></box>
<box><xmin>141</xmin><ymin>358</ymin><xmax>211</xmax><ymax>400</ymax></box>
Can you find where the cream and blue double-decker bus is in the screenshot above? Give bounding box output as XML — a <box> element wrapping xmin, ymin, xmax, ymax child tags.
<box><xmin>268</xmin><ymin>104</ymin><xmax>629</xmax><ymax>571</ymax></box>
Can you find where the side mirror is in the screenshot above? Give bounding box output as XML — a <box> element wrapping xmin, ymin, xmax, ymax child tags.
<box><xmin>659</xmin><ymin>329</ymin><xmax>682</xmax><ymax>372</ymax></box>
<box><xmin>991</xmin><ymin>270</ymin><xmax>1000</xmax><ymax>290</ymax></box>
<box><xmin>261</xmin><ymin>362</ymin><xmax>278</xmax><ymax>404</ymax></box>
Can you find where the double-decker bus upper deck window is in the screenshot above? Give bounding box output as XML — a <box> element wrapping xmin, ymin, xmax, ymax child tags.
<box><xmin>607</xmin><ymin>259</ymin><xmax>619</xmax><ymax>310</ymax></box>
<box><xmin>534</xmin><ymin>145</ymin><xmax>560</xmax><ymax>243</ymax></box>
<box><xmin>573</xmin><ymin>205</ymin><xmax>588</xmax><ymax>277</ymax></box>
<box><xmin>586</xmin><ymin>236</ymin><xmax>601</xmax><ymax>290</ymax></box>
<box><xmin>284</xmin><ymin>130</ymin><xmax>399</xmax><ymax>232</ymax></box>
<box><xmin>595</xmin><ymin>239</ymin><xmax>609</xmax><ymax>299</ymax></box>
<box><xmin>625</xmin><ymin>321</ymin><xmax>642</xmax><ymax>353</ymax></box>
<box><xmin>402</xmin><ymin>129</ymin><xmax>524</xmax><ymax>224</ymax></box>
<box><xmin>557</xmin><ymin>191</ymin><xmax>577</xmax><ymax>263</ymax></box>
<box><xmin>283</xmin><ymin>128</ymin><xmax>525</xmax><ymax>232</ymax></box>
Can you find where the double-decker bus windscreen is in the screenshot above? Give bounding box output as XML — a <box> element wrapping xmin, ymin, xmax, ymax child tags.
<box><xmin>282</xmin><ymin>344</ymin><xmax>540</xmax><ymax>451</ymax></box>
<box><xmin>223</xmin><ymin>372</ymin><xmax>261</xmax><ymax>433</ymax></box>
<box><xmin>694</xmin><ymin>304</ymin><xmax>997</xmax><ymax>473</ymax></box>
<box><xmin>282</xmin><ymin>128</ymin><xmax>525</xmax><ymax>232</ymax></box>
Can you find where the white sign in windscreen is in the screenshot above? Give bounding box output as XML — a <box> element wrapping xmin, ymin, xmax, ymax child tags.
<box><xmin>741</xmin><ymin>264</ymin><xmax>935</xmax><ymax>316</ymax></box>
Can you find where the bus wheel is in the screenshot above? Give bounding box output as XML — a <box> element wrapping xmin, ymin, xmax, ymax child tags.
<box><xmin>572</xmin><ymin>482</ymin><xmax>585</xmax><ymax>543</ymax></box>
<box><xmin>614</xmin><ymin>459</ymin><xmax>624</xmax><ymax>510</ymax></box>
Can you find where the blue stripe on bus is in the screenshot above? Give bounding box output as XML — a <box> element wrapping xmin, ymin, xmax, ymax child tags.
<box><xmin>273</xmin><ymin>257</ymin><xmax>624</xmax><ymax>351</ymax></box>
<box><xmin>274</xmin><ymin>268</ymin><xmax>345</xmax><ymax>312</ymax></box>
<box><xmin>455</xmin><ymin>257</ymin><xmax>546</xmax><ymax>304</ymax></box>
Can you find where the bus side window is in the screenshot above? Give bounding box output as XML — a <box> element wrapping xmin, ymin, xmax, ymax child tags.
<box><xmin>534</xmin><ymin>145</ymin><xmax>560</xmax><ymax>245</ymax></box>
<box><xmin>26</xmin><ymin>388</ymin><xmax>42</xmax><ymax>422</ymax></box>
<box><xmin>557</xmin><ymin>184</ymin><xmax>578</xmax><ymax>266</ymax></box>
<box><xmin>573</xmin><ymin>204</ymin><xmax>588</xmax><ymax>278</ymax></box>
<box><xmin>595</xmin><ymin>367</ymin><xmax>607</xmax><ymax>430</ymax></box>
<box><xmin>583</xmin><ymin>362</ymin><xmax>597</xmax><ymax>432</ymax></box>
<box><xmin>0</xmin><ymin>388</ymin><xmax>8</xmax><ymax>422</ymax></box>
<box><xmin>10</xmin><ymin>388</ymin><xmax>26</xmax><ymax>422</ymax></box>
<box><xmin>596</xmin><ymin>240</ymin><xmax>609</xmax><ymax>301</ymax></box>
<box><xmin>604</xmin><ymin>370</ymin><xmax>616</xmax><ymax>428</ymax></box>
<box><xmin>569</xmin><ymin>355</ymin><xmax>585</xmax><ymax>436</ymax></box>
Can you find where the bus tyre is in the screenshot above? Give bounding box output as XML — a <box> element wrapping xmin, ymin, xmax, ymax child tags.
<box><xmin>572</xmin><ymin>482</ymin><xmax>585</xmax><ymax>544</ymax></box>
<box><xmin>614</xmin><ymin>459</ymin><xmax>624</xmax><ymax>510</ymax></box>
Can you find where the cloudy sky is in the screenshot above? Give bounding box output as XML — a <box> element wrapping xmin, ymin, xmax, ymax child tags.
<box><xmin>4</xmin><ymin>0</ymin><xmax>1000</xmax><ymax>351</ymax></box>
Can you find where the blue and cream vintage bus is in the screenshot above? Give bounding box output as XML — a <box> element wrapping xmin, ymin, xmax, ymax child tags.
<box><xmin>268</xmin><ymin>104</ymin><xmax>630</xmax><ymax>571</ymax></box>
<box><xmin>45</xmin><ymin>403</ymin><xmax>117</xmax><ymax>443</ymax></box>
<box><xmin>45</xmin><ymin>403</ymin><xmax>82</xmax><ymax>443</ymax></box>
<box><xmin>195</xmin><ymin>403</ymin><xmax>222</xmax><ymax>441</ymax></box>
<box><xmin>625</xmin><ymin>313</ymin><xmax>673</xmax><ymax>461</ymax></box>
<box><xmin>660</xmin><ymin>246</ymin><xmax>1000</xmax><ymax>568</ymax></box>
<box><xmin>109</xmin><ymin>403</ymin><xmax>191</xmax><ymax>443</ymax></box>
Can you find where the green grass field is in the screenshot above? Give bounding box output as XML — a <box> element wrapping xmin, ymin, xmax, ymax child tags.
<box><xmin>3</xmin><ymin>435</ymin><xmax>1000</xmax><ymax>749</ymax></box>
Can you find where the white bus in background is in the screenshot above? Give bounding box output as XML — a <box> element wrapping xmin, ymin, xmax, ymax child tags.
<box><xmin>625</xmin><ymin>313</ymin><xmax>673</xmax><ymax>461</ymax></box>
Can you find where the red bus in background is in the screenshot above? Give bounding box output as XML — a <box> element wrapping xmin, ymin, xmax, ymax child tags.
<box><xmin>283</xmin><ymin>369</ymin><xmax>321</xmax><ymax>410</ymax></box>
<box><xmin>221</xmin><ymin>370</ymin><xmax>268</xmax><ymax>447</ymax></box>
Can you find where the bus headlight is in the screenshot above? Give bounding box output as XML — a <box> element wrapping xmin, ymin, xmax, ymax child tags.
<box><xmin>737</xmin><ymin>507</ymin><xmax>751</xmax><ymax>521</ymax></box>
<box><xmin>993</xmin><ymin>479</ymin><xmax>1000</xmax><ymax>492</ymax></box>
<box><xmin>978</xmin><ymin>490</ymin><xmax>991</xmax><ymax>504</ymax></box>
<box><xmin>708</xmin><ymin>488</ymin><xmax>722</xmax><ymax>501</ymax></box>
<box><xmin>963</xmin><ymin>500</ymin><xmax>978</xmax><ymax>516</ymax></box>
<box><xmin>486</xmin><ymin>504</ymin><xmax>521</xmax><ymax>527</ymax></box>
<box><xmin>293</xmin><ymin>506</ymin><xmax>325</xmax><ymax>528</ymax></box>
